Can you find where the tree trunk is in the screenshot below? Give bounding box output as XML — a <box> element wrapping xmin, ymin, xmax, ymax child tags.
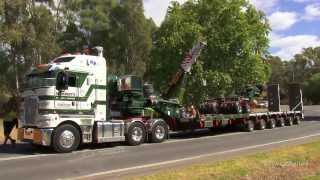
<box><xmin>12</xmin><ymin>52</ymin><xmax>20</xmax><ymax>97</ymax></box>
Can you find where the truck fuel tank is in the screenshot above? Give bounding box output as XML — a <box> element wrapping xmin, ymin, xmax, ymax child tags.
<box><xmin>94</xmin><ymin>120</ymin><xmax>125</xmax><ymax>143</ymax></box>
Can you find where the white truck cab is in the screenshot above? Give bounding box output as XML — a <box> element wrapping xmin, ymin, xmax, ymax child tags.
<box><xmin>18</xmin><ymin>47</ymin><xmax>168</xmax><ymax>153</ymax></box>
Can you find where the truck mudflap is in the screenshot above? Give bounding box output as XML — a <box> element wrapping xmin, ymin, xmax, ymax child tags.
<box><xmin>18</xmin><ymin>128</ymin><xmax>53</xmax><ymax>146</ymax></box>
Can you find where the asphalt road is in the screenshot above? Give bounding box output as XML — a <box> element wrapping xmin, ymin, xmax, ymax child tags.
<box><xmin>0</xmin><ymin>106</ymin><xmax>320</xmax><ymax>180</ymax></box>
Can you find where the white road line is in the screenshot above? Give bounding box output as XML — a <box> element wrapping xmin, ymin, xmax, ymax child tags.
<box><xmin>0</xmin><ymin>154</ymin><xmax>55</xmax><ymax>162</ymax></box>
<box><xmin>67</xmin><ymin>132</ymin><xmax>320</xmax><ymax>180</ymax></box>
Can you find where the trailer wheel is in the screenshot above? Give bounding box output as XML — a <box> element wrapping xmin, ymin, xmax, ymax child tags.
<box><xmin>285</xmin><ymin>117</ymin><xmax>293</xmax><ymax>126</ymax></box>
<box><xmin>151</xmin><ymin>121</ymin><xmax>168</xmax><ymax>143</ymax></box>
<box><xmin>257</xmin><ymin>119</ymin><xmax>266</xmax><ymax>130</ymax></box>
<box><xmin>126</xmin><ymin>122</ymin><xmax>146</xmax><ymax>146</ymax></box>
<box><xmin>244</xmin><ymin>120</ymin><xmax>254</xmax><ymax>132</ymax></box>
<box><xmin>294</xmin><ymin>116</ymin><xmax>301</xmax><ymax>125</ymax></box>
<box><xmin>52</xmin><ymin>124</ymin><xmax>80</xmax><ymax>153</ymax></box>
<box><xmin>277</xmin><ymin>117</ymin><xmax>285</xmax><ymax>127</ymax></box>
<box><xmin>267</xmin><ymin>118</ymin><xmax>276</xmax><ymax>129</ymax></box>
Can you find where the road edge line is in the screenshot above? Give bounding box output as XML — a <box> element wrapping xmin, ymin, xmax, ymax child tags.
<box><xmin>67</xmin><ymin>132</ymin><xmax>320</xmax><ymax>180</ymax></box>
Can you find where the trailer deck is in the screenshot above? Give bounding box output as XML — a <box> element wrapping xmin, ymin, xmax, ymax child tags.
<box><xmin>200</xmin><ymin>110</ymin><xmax>303</xmax><ymax>131</ymax></box>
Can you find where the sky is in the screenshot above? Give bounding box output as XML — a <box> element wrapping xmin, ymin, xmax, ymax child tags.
<box><xmin>143</xmin><ymin>0</ymin><xmax>320</xmax><ymax>61</ymax></box>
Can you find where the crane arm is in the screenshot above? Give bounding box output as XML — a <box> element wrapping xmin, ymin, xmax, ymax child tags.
<box><xmin>162</xmin><ymin>41</ymin><xmax>207</xmax><ymax>99</ymax></box>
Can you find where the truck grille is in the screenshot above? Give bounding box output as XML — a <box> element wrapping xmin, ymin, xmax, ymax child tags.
<box><xmin>24</xmin><ymin>97</ymin><xmax>38</xmax><ymax>125</ymax></box>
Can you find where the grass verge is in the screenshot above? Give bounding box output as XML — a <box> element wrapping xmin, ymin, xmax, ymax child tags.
<box><xmin>130</xmin><ymin>139</ymin><xmax>320</xmax><ymax>180</ymax></box>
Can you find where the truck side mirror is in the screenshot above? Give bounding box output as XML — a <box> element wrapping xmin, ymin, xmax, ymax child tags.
<box><xmin>56</xmin><ymin>71</ymin><xmax>69</xmax><ymax>91</ymax></box>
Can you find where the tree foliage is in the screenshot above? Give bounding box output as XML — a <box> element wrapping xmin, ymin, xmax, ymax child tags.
<box><xmin>0</xmin><ymin>0</ymin><xmax>155</xmax><ymax>99</ymax></box>
<box><xmin>267</xmin><ymin>47</ymin><xmax>320</xmax><ymax>104</ymax></box>
<box><xmin>149</xmin><ymin>0</ymin><xmax>270</xmax><ymax>104</ymax></box>
<box><xmin>0</xmin><ymin>0</ymin><xmax>60</xmax><ymax>97</ymax></box>
<box><xmin>58</xmin><ymin>0</ymin><xmax>154</xmax><ymax>76</ymax></box>
<box><xmin>304</xmin><ymin>73</ymin><xmax>320</xmax><ymax>104</ymax></box>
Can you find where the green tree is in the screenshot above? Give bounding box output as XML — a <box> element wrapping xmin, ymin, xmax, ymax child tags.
<box><xmin>60</xmin><ymin>0</ymin><xmax>154</xmax><ymax>76</ymax></box>
<box><xmin>149</xmin><ymin>0</ymin><xmax>270</xmax><ymax>105</ymax></box>
<box><xmin>267</xmin><ymin>47</ymin><xmax>320</xmax><ymax>104</ymax></box>
<box><xmin>106</xmin><ymin>0</ymin><xmax>154</xmax><ymax>76</ymax></box>
<box><xmin>293</xmin><ymin>47</ymin><xmax>320</xmax><ymax>82</ymax></box>
<box><xmin>0</xmin><ymin>0</ymin><xmax>60</xmax><ymax>97</ymax></box>
<box><xmin>304</xmin><ymin>73</ymin><xmax>320</xmax><ymax>104</ymax></box>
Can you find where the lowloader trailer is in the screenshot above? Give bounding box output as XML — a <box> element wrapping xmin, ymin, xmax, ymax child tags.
<box><xmin>18</xmin><ymin>44</ymin><xmax>303</xmax><ymax>153</ymax></box>
<box><xmin>150</xmin><ymin>84</ymin><xmax>303</xmax><ymax>133</ymax></box>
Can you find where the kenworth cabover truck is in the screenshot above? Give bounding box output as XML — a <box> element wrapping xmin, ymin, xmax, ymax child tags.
<box><xmin>18</xmin><ymin>44</ymin><xmax>304</xmax><ymax>153</ymax></box>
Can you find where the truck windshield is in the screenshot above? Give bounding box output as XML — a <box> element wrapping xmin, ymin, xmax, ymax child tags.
<box><xmin>26</xmin><ymin>71</ymin><xmax>56</xmax><ymax>89</ymax></box>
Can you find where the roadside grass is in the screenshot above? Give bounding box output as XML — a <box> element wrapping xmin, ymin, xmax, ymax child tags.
<box><xmin>130</xmin><ymin>139</ymin><xmax>320</xmax><ymax>180</ymax></box>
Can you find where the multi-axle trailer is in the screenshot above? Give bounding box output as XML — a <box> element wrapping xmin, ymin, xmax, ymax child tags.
<box><xmin>151</xmin><ymin>83</ymin><xmax>303</xmax><ymax>133</ymax></box>
<box><xmin>18</xmin><ymin>44</ymin><xmax>303</xmax><ymax>153</ymax></box>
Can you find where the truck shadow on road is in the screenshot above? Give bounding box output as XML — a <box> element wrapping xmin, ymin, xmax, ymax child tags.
<box><xmin>169</xmin><ymin>127</ymin><xmax>241</xmax><ymax>140</ymax></box>
<box><xmin>0</xmin><ymin>141</ymin><xmax>128</xmax><ymax>156</ymax></box>
<box><xmin>0</xmin><ymin>143</ymin><xmax>53</xmax><ymax>155</ymax></box>
<box><xmin>0</xmin><ymin>127</ymin><xmax>239</xmax><ymax>156</ymax></box>
<box><xmin>304</xmin><ymin>115</ymin><xmax>320</xmax><ymax>122</ymax></box>
<box><xmin>1</xmin><ymin>117</ymin><xmax>319</xmax><ymax>156</ymax></box>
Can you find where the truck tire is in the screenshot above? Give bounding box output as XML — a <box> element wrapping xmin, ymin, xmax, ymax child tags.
<box><xmin>277</xmin><ymin>117</ymin><xmax>285</xmax><ymax>127</ymax></box>
<box><xmin>244</xmin><ymin>120</ymin><xmax>254</xmax><ymax>132</ymax></box>
<box><xmin>257</xmin><ymin>119</ymin><xmax>266</xmax><ymax>130</ymax></box>
<box><xmin>294</xmin><ymin>116</ymin><xmax>301</xmax><ymax>125</ymax></box>
<box><xmin>151</xmin><ymin>121</ymin><xmax>168</xmax><ymax>143</ymax></box>
<box><xmin>285</xmin><ymin>117</ymin><xmax>293</xmax><ymax>126</ymax></box>
<box><xmin>52</xmin><ymin>124</ymin><xmax>80</xmax><ymax>153</ymax></box>
<box><xmin>267</xmin><ymin>118</ymin><xmax>276</xmax><ymax>129</ymax></box>
<box><xmin>126</xmin><ymin>122</ymin><xmax>146</xmax><ymax>146</ymax></box>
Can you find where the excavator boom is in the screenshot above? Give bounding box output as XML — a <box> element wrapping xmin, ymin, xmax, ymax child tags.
<box><xmin>163</xmin><ymin>41</ymin><xmax>206</xmax><ymax>99</ymax></box>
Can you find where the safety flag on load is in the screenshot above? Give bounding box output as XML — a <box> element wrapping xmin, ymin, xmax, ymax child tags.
<box><xmin>180</xmin><ymin>41</ymin><xmax>207</xmax><ymax>73</ymax></box>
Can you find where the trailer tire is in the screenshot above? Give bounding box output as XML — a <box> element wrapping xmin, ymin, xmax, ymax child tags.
<box><xmin>52</xmin><ymin>124</ymin><xmax>80</xmax><ymax>153</ymax></box>
<box><xmin>294</xmin><ymin>116</ymin><xmax>301</xmax><ymax>125</ymax></box>
<box><xmin>285</xmin><ymin>117</ymin><xmax>293</xmax><ymax>126</ymax></box>
<box><xmin>244</xmin><ymin>120</ymin><xmax>254</xmax><ymax>132</ymax></box>
<box><xmin>151</xmin><ymin>121</ymin><xmax>168</xmax><ymax>143</ymax></box>
<box><xmin>267</xmin><ymin>118</ymin><xmax>276</xmax><ymax>129</ymax></box>
<box><xmin>126</xmin><ymin>122</ymin><xmax>146</xmax><ymax>146</ymax></box>
<box><xmin>277</xmin><ymin>117</ymin><xmax>285</xmax><ymax>127</ymax></box>
<box><xmin>257</xmin><ymin>119</ymin><xmax>266</xmax><ymax>130</ymax></box>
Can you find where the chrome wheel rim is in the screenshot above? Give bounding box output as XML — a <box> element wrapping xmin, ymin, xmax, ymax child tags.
<box><xmin>248</xmin><ymin>122</ymin><xmax>254</xmax><ymax>131</ymax></box>
<box><xmin>271</xmin><ymin>120</ymin><xmax>275</xmax><ymax>128</ymax></box>
<box><xmin>261</xmin><ymin>120</ymin><xmax>265</xmax><ymax>129</ymax></box>
<box><xmin>155</xmin><ymin>126</ymin><xmax>165</xmax><ymax>140</ymax></box>
<box><xmin>132</xmin><ymin>127</ymin><xmax>143</xmax><ymax>142</ymax></box>
<box><xmin>59</xmin><ymin>130</ymin><xmax>75</xmax><ymax>149</ymax></box>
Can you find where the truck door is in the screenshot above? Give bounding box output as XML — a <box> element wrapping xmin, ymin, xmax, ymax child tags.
<box><xmin>55</xmin><ymin>72</ymin><xmax>79</xmax><ymax>111</ymax></box>
<box><xmin>79</xmin><ymin>74</ymin><xmax>93</xmax><ymax>111</ymax></box>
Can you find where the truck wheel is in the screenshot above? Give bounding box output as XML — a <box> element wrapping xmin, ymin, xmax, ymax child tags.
<box><xmin>126</xmin><ymin>122</ymin><xmax>146</xmax><ymax>146</ymax></box>
<box><xmin>244</xmin><ymin>120</ymin><xmax>254</xmax><ymax>132</ymax></box>
<box><xmin>52</xmin><ymin>124</ymin><xmax>80</xmax><ymax>153</ymax></box>
<box><xmin>151</xmin><ymin>121</ymin><xmax>168</xmax><ymax>143</ymax></box>
<box><xmin>267</xmin><ymin>118</ymin><xmax>276</xmax><ymax>129</ymax></box>
<box><xmin>285</xmin><ymin>117</ymin><xmax>293</xmax><ymax>126</ymax></box>
<box><xmin>294</xmin><ymin>116</ymin><xmax>301</xmax><ymax>125</ymax></box>
<box><xmin>257</xmin><ymin>119</ymin><xmax>266</xmax><ymax>130</ymax></box>
<box><xmin>277</xmin><ymin>117</ymin><xmax>285</xmax><ymax>127</ymax></box>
